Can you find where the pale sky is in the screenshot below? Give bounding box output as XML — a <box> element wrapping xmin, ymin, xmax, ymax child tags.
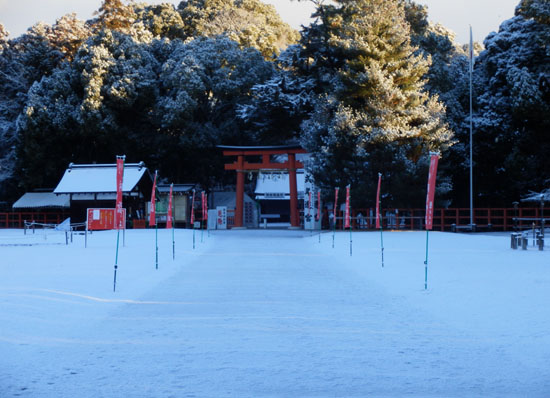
<box><xmin>0</xmin><ymin>0</ymin><xmax>519</xmax><ymax>44</ymax></box>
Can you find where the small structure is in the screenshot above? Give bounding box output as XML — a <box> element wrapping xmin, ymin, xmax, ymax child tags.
<box><xmin>219</xmin><ymin>144</ymin><xmax>306</xmax><ymax>228</ymax></box>
<box><xmin>53</xmin><ymin>162</ymin><xmax>154</xmax><ymax>225</ymax></box>
<box><xmin>154</xmin><ymin>184</ymin><xmax>197</xmax><ymax>227</ymax></box>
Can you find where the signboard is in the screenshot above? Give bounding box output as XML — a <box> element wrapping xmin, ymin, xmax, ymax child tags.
<box><xmin>216</xmin><ymin>206</ymin><xmax>227</xmax><ymax>230</ymax></box>
<box><xmin>87</xmin><ymin>208</ymin><xmax>126</xmax><ymax>231</ymax></box>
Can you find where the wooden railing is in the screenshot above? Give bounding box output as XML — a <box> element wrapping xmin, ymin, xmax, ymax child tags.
<box><xmin>2</xmin><ymin>208</ymin><xmax>544</xmax><ymax>231</ymax></box>
<box><xmin>332</xmin><ymin>207</ymin><xmax>545</xmax><ymax>232</ymax></box>
<box><xmin>0</xmin><ymin>212</ymin><xmax>67</xmax><ymax>229</ymax></box>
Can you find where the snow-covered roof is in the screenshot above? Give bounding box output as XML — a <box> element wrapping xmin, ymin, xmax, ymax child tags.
<box><xmin>157</xmin><ymin>184</ymin><xmax>197</xmax><ymax>194</ymax></box>
<box><xmin>521</xmin><ymin>189</ymin><xmax>550</xmax><ymax>202</ymax></box>
<box><xmin>255</xmin><ymin>171</ymin><xmax>305</xmax><ymax>200</ymax></box>
<box><xmin>53</xmin><ymin>163</ymin><xmax>150</xmax><ymax>194</ymax></box>
<box><xmin>12</xmin><ymin>192</ymin><xmax>70</xmax><ymax>209</ymax></box>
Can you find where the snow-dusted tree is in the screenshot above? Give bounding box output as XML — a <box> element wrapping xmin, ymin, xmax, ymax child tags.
<box><xmin>177</xmin><ymin>0</ymin><xmax>300</xmax><ymax>58</ymax></box>
<box><xmin>237</xmin><ymin>45</ymin><xmax>316</xmax><ymax>144</ymax></box>
<box><xmin>46</xmin><ymin>13</ymin><xmax>92</xmax><ymax>60</ymax></box>
<box><xmin>0</xmin><ymin>24</ymin><xmax>8</xmax><ymax>51</ymax></box>
<box><xmin>16</xmin><ymin>31</ymin><xmax>273</xmax><ymax>190</ymax></box>
<box><xmin>471</xmin><ymin>2</ymin><xmax>550</xmax><ymax>205</ymax></box>
<box><xmin>16</xmin><ymin>29</ymin><xmax>160</xmax><ymax>189</ymax></box>
<box><xmin>298</xmin><ymin>0</ymin><xmax>453</xmax><ymax>207</ymax></box>
<box><xmin>0</xmin><ymin>25</ymin><xmax>64</xmax><ymax>199</ymax></box>
<box><xmin>153</xmin><ymin>36</ymin><xmax>274</xmax><ymax>185</ymax></box>
<box><xmin>93</xmin><ymin>0</ymin><xmax>137</xmax><ymax>32</ymax></box>
<box><xmin>133</xmin><ymin>2</ymin><xmax>186</xmax><ymax>40</ymax></box>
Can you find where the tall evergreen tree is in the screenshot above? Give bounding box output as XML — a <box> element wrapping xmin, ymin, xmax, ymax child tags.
<box><xmin>299</xmin><ymin>0</ymin><xmax>453</xmax><ymax>207</ymax></box>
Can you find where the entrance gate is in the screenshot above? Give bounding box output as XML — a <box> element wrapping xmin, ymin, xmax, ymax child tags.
<box><xmin>219</xmin><ymin>145</ymin><xmax>306</xmax><ymax>228</ymax></box>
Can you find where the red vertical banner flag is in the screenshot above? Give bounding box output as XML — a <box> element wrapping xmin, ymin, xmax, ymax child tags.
<box><xmin>333</xmin><ymin>188</ymin><xmax>339</xmax><ymax>220</ymax></box>
<box><xmin>375</xmin><ymin>173</ymin><xmax>382</xmax><ymax>229</ymax></box>
<box><xmin>308</xmin><ymin>191</ymin><xmax>312</xmax><ymax>217</ymax></box>
<box><xmin>167</xmin><ymin>183</ymin><xmax>173</xmax><ymax>229</ymax></box>
<box><xmin>316</xmin><ymin>191</ymin><xmax>321</xmax><ymax>221</ymax></box>
<box><xmin>190</xmin><ymin>189</ymin><xmax>196</xmax><ymax>224</ymax></box>
<box><xmin>115</xmin><ymin>156</ymin><xmax>125</xmax><ymax>230</ymax></box>
<box><xmin>149</xmin><ymin>170</ymin><xmax>158</xmax><ymax>227</ymax></box>
<box><xmin>344</xmin><ymin>185</ymin><xmax>351</xmax><ymax>229</ymax></box>
<box><xmin>201</xmin><ymin>191</ymin><xmax>207</xmax><ymax>221</ymax></box>
<box><xmin>425</xmin><ymin>153</ymin><xmax>440</xmax><ymax>230</ymax></box>
<box><xmin>204</xmin><ymin>193</ymin><xmax>208</xmax><ymax>222</ymax></box>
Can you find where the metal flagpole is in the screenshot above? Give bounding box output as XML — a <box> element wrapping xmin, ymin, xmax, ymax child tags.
<box><xmin>332</xmin><ymin>187</ymin><xmax>339</xmax><ymax>249</ymax></box>
<box><xmin>345</xmin><ymin>185</ymin><xmax>352</xmax><ymax>256</ymax></box>
<box><xmin>425</xmin><ymin>209</ymin><xmax>431</xmax><ymax>290</ymax></box>
<box><xmin>376</xmin><ymin>173</ymin><xmax>384</xmax><ymax>267</ymax></box>
<box><xmin>469</xmin><ymin>26</ymin><xmax>474</xmax><ymax>228</ymax></box>
<box><xmin>155</xmin><ymin>222</ymin><xmax>158</xmax><ymax>270</ymax></box>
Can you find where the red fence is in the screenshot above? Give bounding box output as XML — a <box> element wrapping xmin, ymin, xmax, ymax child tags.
<box><xmin>2</xmin><ymin>208</ymin><xmax>545</xmax><ymax>231</ymax></box>
<box><xmin>0</xmin><ymin>212</ymin><xmax>67</xmax><ymax>228</ymax></box>
<box><xmin>333</xmin><ymin>207</ymin><xmax>546</xmax><ymax>232</ymax></box>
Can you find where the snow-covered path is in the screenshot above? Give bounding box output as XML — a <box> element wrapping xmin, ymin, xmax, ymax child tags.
<box><xmin>1</xmin><ymin>229</ymin><xmax>549</xmax><ymax>397</ymax></box>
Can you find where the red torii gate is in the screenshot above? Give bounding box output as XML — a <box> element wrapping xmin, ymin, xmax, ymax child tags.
<box><xmin>219</xmin><ymin>145</ymin><xmax>306</xmax><ymax>228</ymax></box>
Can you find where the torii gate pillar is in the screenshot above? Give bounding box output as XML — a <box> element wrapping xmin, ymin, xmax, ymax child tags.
<box><xmin>235</xmin><ymin>155</ymin><xmax>245</xmax><ymax>228</ymax></box>
<box><xmin>288</xmin><ymin>153</ymin><xmax>299</xmax><ymax>228</ymax></box>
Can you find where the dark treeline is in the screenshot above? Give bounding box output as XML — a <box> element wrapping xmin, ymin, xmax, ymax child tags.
<box><xmin>0</xmin><ymin>0</ymin><xmax>548</xmax><ymax>208</ymax></box>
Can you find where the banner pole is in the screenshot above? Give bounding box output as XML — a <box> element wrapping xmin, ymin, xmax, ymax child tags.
<box><xmin>191</xmin><ymin>189</ymin><xmax>196</xmax><ymax>250</ymax></box>
<box><xmin>424</xmin><ymin>229</ymin><xmax>429</xmax><ymax>290</ymax></box>
<box><xmin>113</xmin><ymin>228</ymin><xmax>120</xmax><ymax>292</ymax></box>
<box><xmin>332</xmin><ymin>219</ymin><xmax>335</xmax><ymax>248</ymax></box>
<box><xmin>155</xmin><ymin>222</ymin><xmax>158</xmax><ymax>270</ymax></box>
<box><xmin>349</xmin><ymin>220</ymin><xmax>353</xmax><ymax>257</ymax></box>
<box><xmin>172</xmin><ymin>224</ymin><xmax>175</xmax><ymax>260</ymax></box>
<box><xmin>347</xmin><ymin>185</ymin><xmax>352</xmax><ymax>256</ymax></box>
<box><xmin>332</xmin><ymin>187</ymin><xmax>339</xmax><ymax>249</ymax></box>
<box><xmin>380</xmin><ymin>214</ymin><xmax>384</xmax><ymax>267</ymax></box>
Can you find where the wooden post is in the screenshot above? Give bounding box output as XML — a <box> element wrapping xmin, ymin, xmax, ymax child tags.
<box><xmin>235</xmin><ymin>155</ymin><xmax>244</xmax><ymax>228</ymax></box>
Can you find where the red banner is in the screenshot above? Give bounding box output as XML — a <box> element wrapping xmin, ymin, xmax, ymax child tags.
<box><xmin>115</xmin><ymin>156</ymin><xmax>125</xmax><ymax>230</ymax></box>
<box><xmin>204</xmin><ymin>193</ymin><xmax>208</xmax><ymax>221</ymax></box>
<box><xmin>425</xmin><ymin>154</ymin><xmax>440</xmax><ymax>230</ymax></box>
<box><xmin>149</xmin><ymin>170</ymin><xmax>157</xmax><ymax>227</ymax></box>
<box><xmin>345</xmin><ymin>185</ymin><xmax>351</xmax><ymax>229</ymax></box>
<box><xmin>201</xmin><ymin>191</ymin><xmax>208</xmax><ymax>221</ymax></box>
<box><xmin>316</xmin><ymin>191</ymin><xmax>321</xmax><ymax>221</ymax></box>
<box><xmin>376</xmin><ymin>173</ymin><xmax>382</xmax><ymax>229</ymax></box>
<box><xmin>167</xmin><ymin>183</ymin><xmax>173</xmax><ymax>229</ymax></box>
<box><xmin>190</xmin><ymin>189</ymin><xmax>196</xmax><ymax>224</ymax></box>
<box><xmin>308</xmin><ymin>191</ymin><xmax>312</xmax><ymax>217</ymax></box>
<box><xmin>333</xmin><ymin>188</ymin><xmax>339</xmax><ymax>221</ymax></box>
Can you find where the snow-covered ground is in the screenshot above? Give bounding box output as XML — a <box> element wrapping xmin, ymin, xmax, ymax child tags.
<box><xmin>1</xmin><ymin>227</ymin><xmax>549</xmax><ymax>397</ymax></box>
